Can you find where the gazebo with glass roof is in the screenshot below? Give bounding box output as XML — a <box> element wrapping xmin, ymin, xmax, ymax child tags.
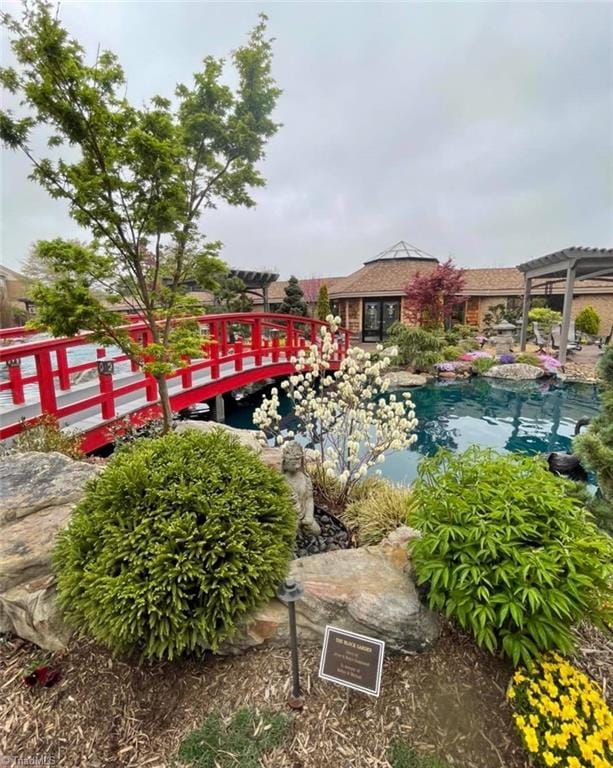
<box><xmin>517</xmin><ymin>247</ymin><xmax>613</xmax><ymax>363</ymax></box>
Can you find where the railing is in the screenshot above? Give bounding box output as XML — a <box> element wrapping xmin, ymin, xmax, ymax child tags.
<box><xmin>0</xmin><ymin>312</ymin><xmax>349</xmax><ymax>443</ymax></box>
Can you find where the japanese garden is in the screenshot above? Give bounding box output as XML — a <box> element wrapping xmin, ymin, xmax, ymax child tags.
<box><xmin>0</xmin><ymin>3</ymin><xmax>611</xmax><ymax>768</ymax></box>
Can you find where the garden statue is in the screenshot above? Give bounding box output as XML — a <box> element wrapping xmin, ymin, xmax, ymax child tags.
<box><xmin>282</xmin><ymin>442</ymin><xmax>321</xmax><ymax>536</ymax></box>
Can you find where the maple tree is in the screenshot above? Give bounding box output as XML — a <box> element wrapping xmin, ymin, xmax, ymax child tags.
<box><xmin>404</xmin><ymin>259</ymin><xmax>466</xmax><ymax>330</ymax></box>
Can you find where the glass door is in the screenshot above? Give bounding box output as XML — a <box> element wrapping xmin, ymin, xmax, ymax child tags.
<box><xmin>382</xmin><ymin>300</ymin><xmax>400</xmax><ymax>335</ymax></box>
<box><xmin>362</xmin><ymin>299</ymin><xmax>401</xmax><ymax>341</ymax></box>
<box><xmin>363</xmin><ymin>301</ymin><xmax>382</xmax><ymax>342</ymax></box>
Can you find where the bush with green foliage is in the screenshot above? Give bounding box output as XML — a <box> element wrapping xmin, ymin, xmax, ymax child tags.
<box><xmin>442</xmin><ymin>345</ymin><xmax>462</xmax><ymax>361</ymax></box>
<box><xmin>443</xmin><ymin>324</ymin><xmax>478</xmax><ymax>345</ymax></box>
<box><xmin>458</xmin><ymin>337</ymin><xmax>479</xmax><ymax>352</ymax></box>
<box><xmin>388</xmin><ymin>740</ymin><xmax>451</xmax><ymax>768</ymax></box>
<box><xmin>515</xmin><ymin>352</ymin><xmax>542</xmax><ymax>367</ymax></box>
<box><xmin>574</xmin><ymin>348</ymin><xmax>613</xmax><ymax>533</ymax></box>
<box><xmin>386</xmin><ymin>322</ymin><xmax>444</xmax><ymax>370</ymax></box>
<box><xmin>177</xmin><ymin>708</ymin><xmax>291</xmax><ymax>768</ymax></box>
<box><xmin>528</xmin><ymin>307</ymin><xmax>562</xmax><ymax>340</ymax></box>
<box><xmin>343</xmin><ymin>477</ymin><xmax>414</xmax><ymax>545</ymax></box>
<box><xmin>575</xmin><ymin>305</ymin><xmax>600</xmax><ymax>337</ymax></box>
<box><xmin>54</xmin><ymin>429</ymin><xmax>296</xmax><ymax>660</ymax></box>
<box><xmin>472</xmin><ymin>356</ymin><xmax>497</xmax><ymax>374</ymax></box>
<box><xmin>409</xmin><ymin>448</ymin><xmax>612</xmax><ymax>666</ymax></box>
<box><xmin>13</xmin><ymin>413</ymin><xmax>83</xmax><ymax>460</ymax></box>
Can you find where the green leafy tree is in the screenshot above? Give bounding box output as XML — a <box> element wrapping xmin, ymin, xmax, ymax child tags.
<box><xmin>574</xmin><ymin>348</ymin><xmax>613</xmax><ymax>533</ymax></box>
<box><xmin>0</xmin><ymin>1</ymin><xmax>280</xmax><ymax>430</ymax></box>
<box><xmin>316</xmin><ymin>283</ymin><xmax>331</xmax><ymax>321</ymax></box>
<box><xmin>575</xmin><ymin>306</ymin><xmax>600</xmax><ymax>337</ymax></box>
<box><xmin>277</xmin><ymin>275</ymin><xmax>308</xmax><ymax>316</ymax></box>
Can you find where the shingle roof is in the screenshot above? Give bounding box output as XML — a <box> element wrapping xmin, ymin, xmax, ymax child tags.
<box><xmin>329</xmin><ymin>259</ymin><xmax>438</xmax><ymax>298</ymax></box>
<box><xmin>460</xmin><ymin>267</ymin><xmax>613</xmax><ymax>295</ymax></box>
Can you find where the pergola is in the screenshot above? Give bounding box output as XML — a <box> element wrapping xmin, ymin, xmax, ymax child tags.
<box><xmin>229</xmin><ymin>269</ymin><xmax>279</xmax><ymax>311</ymax></box>
<box><xmin>517</xmin><ymin>247</ymin><xmax>613</xmax><ymax>363</ymax></box>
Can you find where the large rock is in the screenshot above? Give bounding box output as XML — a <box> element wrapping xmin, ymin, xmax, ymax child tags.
<box><xmin>0</xmin><ymin>452</ymin><xmax>101</xmax><ymax>650</ymax></box>
<box><xmin>225</xmin><ymin>531</ymin><xmax>439</xmax><ymax>655</ymax></box>
<box><xmin>384</xmin><ymin>370</ymin><xmax>429</xmax><ymax>387</ymax></box>
<box><xmin>483</xmin><ymin>363</ymin><xmax>544</xmax><ymax>380</ymax></box>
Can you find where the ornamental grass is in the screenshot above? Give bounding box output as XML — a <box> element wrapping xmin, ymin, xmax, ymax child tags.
<box><xmin>508</xmin><ymin>652</ymin><xmax>612</xmax><ymax>768</ymax></box>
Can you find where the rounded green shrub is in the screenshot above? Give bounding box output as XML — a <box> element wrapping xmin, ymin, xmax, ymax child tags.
<box><xmin>472</xmin><ymin>356</ymin><xmax>496</xmax><ymax>374</ymax></box>
<box><xmin>516</xmin><ymin>352</ymin><xmax>542</xmax><ymax>367</ymax></box>
<box><xmin>54</xmin><ymin>429</ymin><xmax>296</xmax><ymax>660</ymax></box>
<box><xmin>442</xmin><ymin>345</ymin><xmax>462</xmax><ymax>361</ymax></box>
<box><xmin>575</xmin><ymin>305</ymin><xmax>600</xmax><ymax>336</ymax></box>
<box><xmin>410</xmin><ymin>448</ymin><xmax>612</xmax><ymax>667</ymax></box>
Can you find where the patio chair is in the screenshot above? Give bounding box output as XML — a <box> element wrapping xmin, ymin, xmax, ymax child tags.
<box><xmin>598</xmin><ymin>324</ymin><xmax>613</xmax><ymax>349</ymax></box>
<box><xmin>532</xmin><ymin>321</ymin><xmax>548</xmax><ymax>352</ymax></box>
<box><xmin>551</xmin><ymin>323</ymin><xmax>582</xmax><ymax>353</ymax></box>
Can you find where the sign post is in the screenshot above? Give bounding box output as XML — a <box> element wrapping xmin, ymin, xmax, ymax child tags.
<box><xmin>318</xmin><ymin>626</ymin><xmax>385</xmax><ymax>697</ymax></box>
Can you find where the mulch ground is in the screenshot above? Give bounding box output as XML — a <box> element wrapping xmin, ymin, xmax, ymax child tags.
<box><xmin>1</xmin><ymin>622</ymin><xmax>610</xmax><ymax>768</ymax></box>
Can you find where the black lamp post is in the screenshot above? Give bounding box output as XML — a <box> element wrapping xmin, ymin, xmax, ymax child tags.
<box><xmin>277</xmin><ymin>576</ymin><xmax>305</xmax><ymax>710</ymax></box>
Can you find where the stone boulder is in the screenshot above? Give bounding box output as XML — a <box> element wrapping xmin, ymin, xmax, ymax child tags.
<box><xmin>0</xmin><ymin>452</ymin><xmax>101</xmax><ymax>650</ymax></box>
<box><xmin>384</xmin><ymin>370</ymin><xmax>429</xmax><ymax>388</ymax></box>
<box><xmin>224</xmin><ymin>532</ymin><xmax>439</xmax><ymax>655</ymax></box>
<box><xmin>483</xmin><ymin>363</ymin><xmax>544</xmax><ymax>380</ymax></box>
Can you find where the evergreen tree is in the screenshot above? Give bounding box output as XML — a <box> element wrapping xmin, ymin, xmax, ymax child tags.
<box><xmin>278</xmin><ymin>276</ymin><xmax>308</xmax><ymax>316</ymax></box>
<box><xmin>574</xmin><ymin>348</ymin><xmax>613</xmax><ymax>533</ymax></box>
<box><xmin>212</xmin><ymin>275</ymin><xmax>253</xmax><ymax>313</ymax></box>
<box><xmin>316</xmin><ymin>283</ymin><xmax>331</xmax><ymax>320</ymax></box>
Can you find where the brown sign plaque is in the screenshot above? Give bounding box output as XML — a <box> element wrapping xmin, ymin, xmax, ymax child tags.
<box><xmin>318</xmin><ymin>625</ymin><xmax>385</xmax><ymax>696</ymax></box>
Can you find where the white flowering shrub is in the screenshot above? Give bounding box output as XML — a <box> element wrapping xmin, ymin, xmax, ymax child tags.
<box><xmin>253</xmin><ymin>316</ymin><xmax>418</xmax><ymax>504</ymax></box>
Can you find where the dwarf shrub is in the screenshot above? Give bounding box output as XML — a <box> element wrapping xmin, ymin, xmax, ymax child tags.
<box><xmin>516</xmin><ymin>352</ymin><xmax>542</xmax><ymax>367</ymax></box>
<box><xmin>13</xmin><ymin>413</ymin><xmax>83</xmax><ymax>460</ymax></box>
<box><xmin>54</xmin><ymin>429</ymin><xmax>296</xmax><ymax>660</ymax></box>
<box><xmin>343</xmin><ymin>477</ymin><xmax>414</xmax><ymax>545</ymax></box>
<box><xmin>575</xmin><ymin>305</ymin><xmax>600</xmax><ymax>337</ymax></box>
<box><xmin>410</xmin><ymin>448</ymin><xmax>612</xmax><ymax>666</ymax></box>
<box><xmin>442</xmin><ymin>345</ymin><xmax>462</xmax><ymax>361</ymax></box>
<box><xmin>472</xmin><ymin>356</ymin><xmax>496</xmax><ymax>374</ymax></box>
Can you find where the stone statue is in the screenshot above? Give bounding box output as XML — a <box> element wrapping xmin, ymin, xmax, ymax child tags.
<box><xmin>282</xmin><ymin>442</ymin><xmax>321</xmax><ymax>536</ymax></box>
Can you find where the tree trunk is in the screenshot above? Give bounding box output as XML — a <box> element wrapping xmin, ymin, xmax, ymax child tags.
<box><xmin>155</xmin><ymin>374</ymin><xmax>174</xmax><ymax>433</ymax></box>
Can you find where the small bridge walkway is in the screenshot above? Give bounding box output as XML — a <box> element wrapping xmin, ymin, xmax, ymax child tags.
<box><xmin>0</xmin><ymin>313</ymin><xmax>348</xmax><ymax>453</ymax></box>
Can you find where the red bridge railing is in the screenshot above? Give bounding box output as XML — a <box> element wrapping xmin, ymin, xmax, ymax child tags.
<box><xmin>0</xmin><ymin>312</ymin><xmax>349</xmax><ymax>450</ymax></box>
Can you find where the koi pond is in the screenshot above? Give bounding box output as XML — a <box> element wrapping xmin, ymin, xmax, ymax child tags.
<box><xmin>225</xmin><ymin>377</ymin><xmax>602</xmax><ymax>485</ymax></box>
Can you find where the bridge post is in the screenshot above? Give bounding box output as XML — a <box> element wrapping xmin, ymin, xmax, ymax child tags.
<box><xmin>210</xmin><ymin>337</ymin><xmax>220</xmax><ymax>379</ymax></box>
<box><xmin>6</xmin><ymin>359</ymin><xmax>25</xmax><ymax>405</ymax></box>
<box><xmin>234</xmin><ymin>339</ymin><xmax>243</xmax><ymax>372</ymax></box>
<box><xmin>285</xmin><ymin>320</ymin><xmax>294</xmax><ymax>361</ymax></box>
<box><xmin>310</xmin><ymin>322</ymin><xmax>318</xmax><ymax>344</ymax></box>
<box><xmin>252</xmin><ymin>317</ymin><xmax>262</xmax><ymax>366</ymax></box>
<box><xmin>97</xmin><ymin>359</ymin><xmax>116</xmax><ymax>420</ymax></box>
<box><xmin>180</xmin><ymin>355</ymin><xmax>193</xmax><ymax>388</ymax></box>
<box><xmin>35</xmin><ymin>350</ymin><xmax>57</xmax><ymax>414</ymax></box>
<box><xmin>271</xmin><ymin>330</ymin><xmax>280</xmax><ymax>363</ymax></box>
<box><xmin>56</xmin><ymin>347</ymin><xmax>71</xmax><ymax>391</ymax></box>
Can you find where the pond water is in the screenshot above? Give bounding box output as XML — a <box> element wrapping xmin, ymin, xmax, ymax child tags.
<box><xmin>225</xmin><ymin>378</ymin><xmax>602</xmax><ymax>485</ymax></box>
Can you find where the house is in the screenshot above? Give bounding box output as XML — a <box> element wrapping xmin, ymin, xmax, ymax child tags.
<box><xmin>0</xmin><ymin>265</ymin><xmax>32</xmax><ymax>327</ymax></box>
<box><xmin>254</xmin><ymin>241</ymin><xmax>613</xmax><ymax>342</ymax></box>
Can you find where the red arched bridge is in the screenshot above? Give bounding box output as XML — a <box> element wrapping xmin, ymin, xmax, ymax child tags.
<box><xmin>0</xmin><ymin>313</ymin><xmax>349</xmax><ymax>453</ymax></box>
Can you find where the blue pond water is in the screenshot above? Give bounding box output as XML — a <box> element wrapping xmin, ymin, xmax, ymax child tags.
<box><xmin>225</xmin><ymin>378</ymin><xmax>602</xmax><ymax>485</ymax></box>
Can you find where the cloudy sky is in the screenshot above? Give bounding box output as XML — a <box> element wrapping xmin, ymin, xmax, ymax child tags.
<box><xmin>1</xmin><ymin>0</ymin><xmax>612</xmax><ymax>278</ymax></box>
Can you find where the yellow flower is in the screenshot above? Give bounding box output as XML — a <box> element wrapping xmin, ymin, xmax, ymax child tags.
<box><xmin>566</xmin><ymin>757</ymin><xmax>581</xmax><ymax>768</ymax></box>
<box><xmin>508</xmin><ymin>687</ymin><xmax>516</xmax><ymax>700</ymax></box>
<box><xmin>523</xmin><ymin>726</ymin><xmax>539</xmax><ymax>753</ymax></box>
<box><xmin>542</xmin><ymin>751</ymin><xmax>560</xmax><ymax>766</ymax></box>
<box><xmin>529</xmin><ymin>714</ymin><xmax>539</xmax><ymax>727</ymax></box>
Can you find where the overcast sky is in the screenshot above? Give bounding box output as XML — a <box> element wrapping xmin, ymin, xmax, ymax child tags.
<box><xmin>1</xmin><ymin>1</ymin><xmax>612</xmax><ymax>278</ymax></box>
